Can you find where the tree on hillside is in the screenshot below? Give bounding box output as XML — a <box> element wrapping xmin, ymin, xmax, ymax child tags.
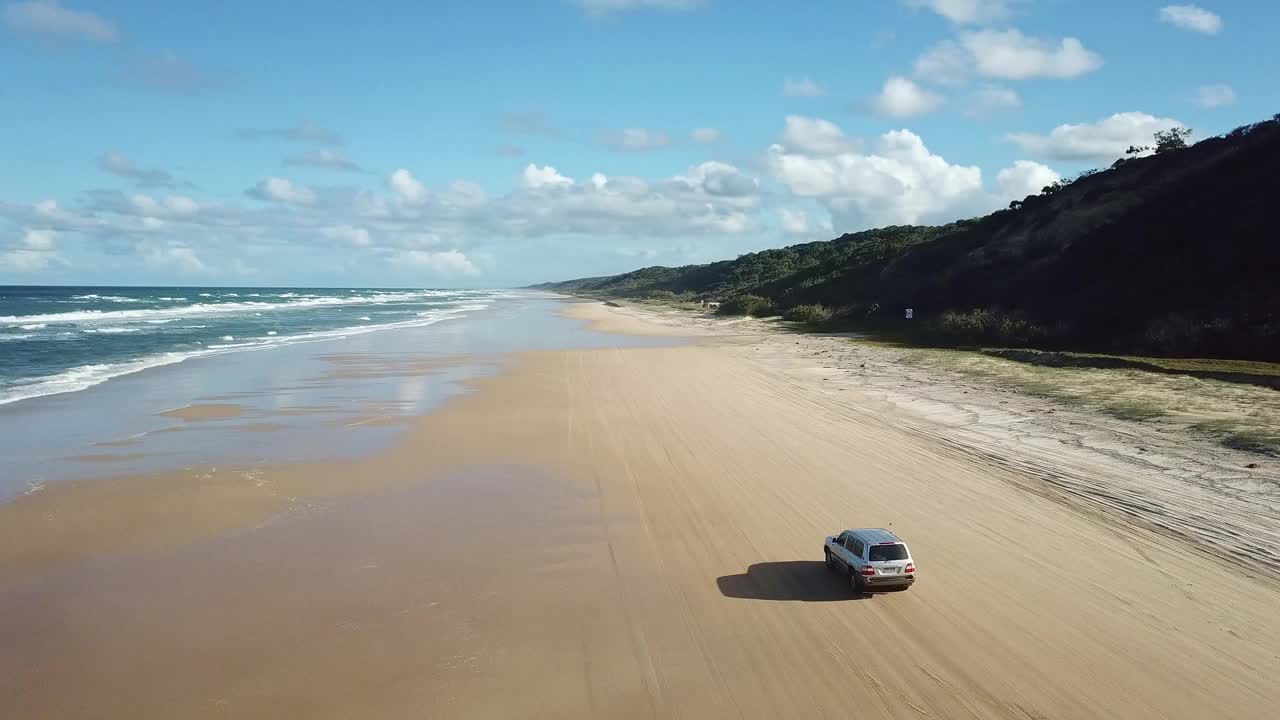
<box><xmin>1154</xmin><ymin>127</ymin><xmax>1193</xmax><ymax>154</ymax></box>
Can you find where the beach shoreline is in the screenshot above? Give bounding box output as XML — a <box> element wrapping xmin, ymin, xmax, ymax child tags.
<box><xmin>3</xmin><ymin>298</ymin><xmax>1279</xmax><ymax>719</ymax></box>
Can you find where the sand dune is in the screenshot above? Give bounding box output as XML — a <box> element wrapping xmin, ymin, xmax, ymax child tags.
<box><xmin>2</xmin><ymin>300</ymin><xmax>1278</xmax><ymax>719</ymax></box>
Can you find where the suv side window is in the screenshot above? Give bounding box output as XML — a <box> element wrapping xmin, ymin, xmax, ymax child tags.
<box><xmin>835</xmin><ymin>532</ymin><xmax>848</xmax><ymax>546</ymax></box>
<box><xmin>851</xmin><ymin>539</ymin><xmax>865</xmax><ymax>558</ymax></box>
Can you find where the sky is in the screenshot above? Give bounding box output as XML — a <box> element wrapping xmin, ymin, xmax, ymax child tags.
<box><xmin>1</xmin><ymin>0</ymin><xmax>1275</xmax><ymax>288</ymax></box>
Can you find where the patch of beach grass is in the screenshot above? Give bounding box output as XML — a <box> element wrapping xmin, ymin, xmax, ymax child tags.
<box><xmin>881</xmin><ymin>343</ymin><xmax>1280</xmax><ymax>456</ymax></box>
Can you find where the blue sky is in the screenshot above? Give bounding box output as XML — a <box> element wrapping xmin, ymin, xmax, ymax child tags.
<box><xmin>1</xmin><ymin>0</ymin><xmax>1274</xmax><ymax>287</ymax></box>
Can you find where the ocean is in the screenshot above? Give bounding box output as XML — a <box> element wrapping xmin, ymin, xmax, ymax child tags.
<box><xmin>0</xmin><ymin>286</ymin><xmax>505</xmax><ymax>406</ymax></box>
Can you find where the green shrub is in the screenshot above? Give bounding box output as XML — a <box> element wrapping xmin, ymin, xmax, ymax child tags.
<box><xmin>646</xmin><ymin>290</ymin><xmax>679</xmax><ymax>301</ymax></box>
<box><xmin>717</xmin><ymin>294</ymin><xmax>774</xmax><ymax>317</ymax></box>
<box><xmin>784</xmin><ymin>304</ymin><xmax>832</xmax><ymax>326</ymax></box>
<box><xmin>932</xmin><ymin>308</ymin><xmax>1044</xmax><ymax>346</ymax></box>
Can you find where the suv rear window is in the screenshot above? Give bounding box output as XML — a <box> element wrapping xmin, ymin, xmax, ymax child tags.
<box><xmin>868</xmin><ymin>543</ymin><xmax>908</xmax><ymax>562</ymax></box>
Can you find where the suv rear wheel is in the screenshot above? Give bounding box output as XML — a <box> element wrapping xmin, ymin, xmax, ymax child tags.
<box><xmin>850</xmin><ymin>571</ymin><xmax>865</xmax><ymax>594</ymax></box>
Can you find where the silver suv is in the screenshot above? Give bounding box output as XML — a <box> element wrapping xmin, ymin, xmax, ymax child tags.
<box><xmin>824</xmin><ymin>528</ymin><xmax>916</xmax><ymax>593</ymax></box>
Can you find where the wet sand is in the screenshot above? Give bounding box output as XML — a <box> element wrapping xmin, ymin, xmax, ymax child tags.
<box><xmin>3</xmin><ymin>301</ymin><xmax>1280</xmax><ymax>719</ymax></box>
<box><xmin>158</xmin><ymin>403</ymin><xmax>244</xmax><ymax>422</ymax></box>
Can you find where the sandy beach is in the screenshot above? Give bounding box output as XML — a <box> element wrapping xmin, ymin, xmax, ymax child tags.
<box><xmin>3</xmin><ymin>298</ymin><xmax>1279</xmax><ymax>719</ymax></box>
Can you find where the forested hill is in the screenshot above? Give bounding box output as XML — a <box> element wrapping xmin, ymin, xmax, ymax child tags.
<box><xmin>535</xmin><ymin>115</ymin><xmax>1280</xmax><ymax>361</ymax></box>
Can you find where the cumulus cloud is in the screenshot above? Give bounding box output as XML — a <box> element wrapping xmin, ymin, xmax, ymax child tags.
<box><xmin>916</xmin><ymin>29</ymin><xmax>1102</xmax><ymax>83</ymax></box>
<box><xmin>1008</xmin><ymin>112</ymin><xmax>1187</xmax><ymax>162</ymax></box>
<box><xmin>1</xmin><ymin>228</ymin><xmax>64</xmax><ymax>272</ymax></box>
<box><xmin>285</xmin><ymin>148</ymin><xmax>361</xmax><ymax>172</ymax></box>
<box><xmin>597</xmin><ymin>128</ymin><xmax>673</xmax><ymax>152</ymax></box>
<box><xmin>388</xmin><ymin>169</ymin><xmax>428</xmax><ymax>204</ymax></box>
<box><xmin>521</xmin><ymin>164</ymin><xmax>575</xmax><ymax>190</ymax></box>
<box><xmin>778</xmin><ymin>115</ymin><xmax>859</xmax><ymax>156</ymax></box>
<box><xmin>237</xmin><ymin>122</ymin><xmax>343</xmax><ymax>146</ymax></box>
<box><xmin>1159</xmin><ymin>5</ymin><xmax>1223</xmax><ymax>34</ymax></box>
<box><xmin>399</xmin><ymin>249</ymin><xmax>479</xmax><ymax>276</ymax></box>
<box><xmin>966</xmin><ymin>84</ymin><xmax>1021</xmax><ymax>117</ymax></box>
<box><xmin>869</xmin><ymin>76</ymin><xmax>944</xmax><ymax>118</ymax></box>
<box><xmin>2</xmin><ymin>0</ymin><xmax>117</xmax><ymax>43</ymax></box>
<box><xmin>572</xmin><ymin>0</ymin><xmax>707</xmax><ymax>16</ymax></box>
<box><xmin>1194</xmin><ymin>83</ymin><xmax>1235</xmax><ymax>108</ymax></box>
<box><xmin>97</xmin><ymin>152</ymin><xmax>181</xmax><ymax>188</ymax></box>
<box><xmin>767</xmin><ymin>121</ymin><xmax>986</xmax><ymax>227</ymax></box>
<box><xmin>143</xmin><ymin>244</ymin><xmax>206</xmax><ymax>273</ymax></box>
<box><xmin>690</xmin><ymin>127</ymin><xmax>722</xmax><ymax>144</ymax></box>
<box><xmin>1</xmin><ymin>152</ymin><xmax>762</xmax><ymax>280</ymax></box>
<box><xmin>677</xmin><ymin>161</ymin><xmax>758</xmax><ymax>197</ymax></box>
<box><xmin>995</xmin><ymin>160</ymin><xmax>1060</xmax><ymax>201</ymax></box>
<box><xmin>783</xmin><ymin>77</ymin><xmax>827</xmax><ymax>97</ymax></box>
<box><xmin>247</xmin><ymin>177</ymin><xmax>317</xmax><ymax>205</ymax></box>
<box><xmin>767</xmin><ymin>116</ymin><xmax>1046</xmax><ymax>228</ymax></box>
<box><xmin>319</xmin><ymin>225</ymin><xmax>372</xmax><ymax>247</ymax></box>
<box><xmin>903</xmin><ymin>0</ymin><xmax>1011</xmax><ymax>24</ymax></box>
<box><xmin>778</xmin><ymin>208</ymin><xmax>810</xmax><ymax>234</ymax></box>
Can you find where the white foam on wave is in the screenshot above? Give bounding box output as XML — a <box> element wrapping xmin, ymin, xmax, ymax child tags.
<box><xmin>1</xmin><ymin>290</ymin><xmax>493</xmax><ymax>326</ymax></box>
<box><xmin>1</xmin><ymin>334</ymin><xmax>35</xmax><ymax>341</ymax></box>
<box><xmin>0</xmin><ymin>293</ymin><xmax>502</xmax><ymax>406</ymax></box>
<box><xmin>19</xmin><ymin>323</ymin><xmax>46</xmax><ymax>330</ymax></box>
<box><xmin>85</xmin><ymin>327</ymin><xmax>141</xmax><ymax>334</ymax></box>
<box><xmin>71</xmin><ymin>294</ymin><xmax>143</xmax><ymax>303</ymax></box>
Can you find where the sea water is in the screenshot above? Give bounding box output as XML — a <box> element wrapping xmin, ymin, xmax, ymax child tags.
<box><xmin>0</xmin><ymin>286</ymin><xmax>502</xmax><ymax>405</ymax></box>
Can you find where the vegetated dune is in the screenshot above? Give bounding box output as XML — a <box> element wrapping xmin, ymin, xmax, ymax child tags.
<box><xmin>538</xmin><ymin>114</ymin><xmax>1280</xmax><ymax>360</ymax></box>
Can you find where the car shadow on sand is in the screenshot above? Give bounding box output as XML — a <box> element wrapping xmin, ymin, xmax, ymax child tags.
<box><xmin>716</xmin><ymin>561</ymin><xmax>872</xmax><ymax>602</ymax></box>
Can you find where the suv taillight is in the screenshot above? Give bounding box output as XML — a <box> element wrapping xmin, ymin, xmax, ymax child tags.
<box><xmin>860</xmin><ymin>566</ymin><xmax>876</xmax><ymax>576</ymax></box>
<box><xmin>905</xmin><ymin>563</ymin><xmax>915</xmax><ymax>574</ymax></box>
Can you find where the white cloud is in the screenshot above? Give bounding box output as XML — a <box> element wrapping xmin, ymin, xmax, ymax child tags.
<box><xmin>1008</xmin><ymin>112</ymin><xmax>1187</xmax><ymax>162</ymax></box>
<box><xmin>869</xmin><ymin>76</ymin><xmax>944</xmax><ymax>118</ymax></box>
<box><xmin>1195</xmin><ymin>83</ymin><xmax>1235</xmax><ymax>108</ymax></box>
<box><xmin>143</xmin><ymin>245</ymin><xmax>206</xmax><ymax>273</ymax></box>
<box><xmin>572</xmin><ymin>0</ymin><xmax>706</xmax><ymax>15</ymax></box>
<box><xmin>995</xmin><ymin>160</ymin><xmax>1060</xmax><ymax>201</ymax></box>
<box><xmin>388</xmin><ymin>169</ymin><xmax>428</xmax><ymax>204</ymax></box>
<box><xmin>768</xmin><ymin>120</ymin><xmax>985</xmax><ymax>227</ymax></box>
<box><xmin>914</xmin><ymin>40</ymin><xmax>973</xmax><ymax>85</ymax></box>
<box><xmin>522</xmin><ymin>164</ymin><xmax>575</xmax><ymax>189</ymax></box>
<box><xmin>778</xmin><ymin>208</ymin><xmax>810</xmax><ymax>234</ymax></box>
<box><xmin>778</xmin><ymin>115</ymin><xmax>859</xmax><ymax>156</ymax></box>
<box><xmin>598</xmin><ymin>128</ymin><xmax>673</xmax><ymax>152</ymax></box>
<box><xmin>1</xmin><ymin>228</ymin><xmax>63</xmax><ymax>272</ymax></box>
<box><xmin>917</xmin><ymin>30</ymin><xmax>1102</xmax><ymax>83</ymax></box>
<box><xmin>783</xmin><ymin>77</ymin><xmax>827</xmax><ymax>97</ymax></box>
<box><xmin>677</xmin><ymin>161</ymin><xmax>758</xmax><ymax>197</ymax></box>
<box><xmin>1159</xmin><ymin>5</ymin><xmax>1223</xmax><ymax>35</ymax></box>
<box><xmin>904</xmin><ymin>0</ymin><xmax>1011</xmax><ymax>24</ymax></box>
<box><xmin>399</xmin><ymin>249</ymin><xmax>479</xmax><ymax>276</ymax></box>
<box><xmin>321</xmin><ymin>225</ymin><xmax>372</xmax><ymax>247</ymax></box>
<box><xmin>690</xmin><ymin>127</ymin><xmax>722</xmax><ymax>144</ymax></box>
<box><xmin>966</xmin><ymin>84</ymin><xmax>1021</xmax><ymax>117</ymax></box>
<box><xmin>2</xmin><ymin>0</ymin><xmax>117</xmax><ymax>43</ymax></box>
<box><xmin>247</xmin><ymin>177</ymin><xmax>317</xmax><ymax>205</ymax></box>
<box><xmin>97</xmin><ymin>152</ymin><xmax>180</xmax><ymax>187</ymax></box>
<box><xmin>286</xmin><ymin>148</ymin><xmax>361</xmax><ymax>172</ymax></box>
<box><xmin>129</xmin><ymin>193</ymin><xmax>201</xmax><ymax>217</ymax></box>
<box><xmin>20</xmin><ymin>228</ymin><xmax>57</xmax><ymax>250</ymax></box>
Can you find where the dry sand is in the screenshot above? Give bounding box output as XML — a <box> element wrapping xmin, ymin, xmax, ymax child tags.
<box><xmin>3</xmin><ymin>300</ymin><xmax>1279</xmax><ymax>719</ymax></box>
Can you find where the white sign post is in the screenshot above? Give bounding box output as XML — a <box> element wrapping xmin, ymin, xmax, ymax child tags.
<box><xmin>905</xmin><ymin>308</ymin><xmax>913</xmax><ymax>320</ymax></box>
